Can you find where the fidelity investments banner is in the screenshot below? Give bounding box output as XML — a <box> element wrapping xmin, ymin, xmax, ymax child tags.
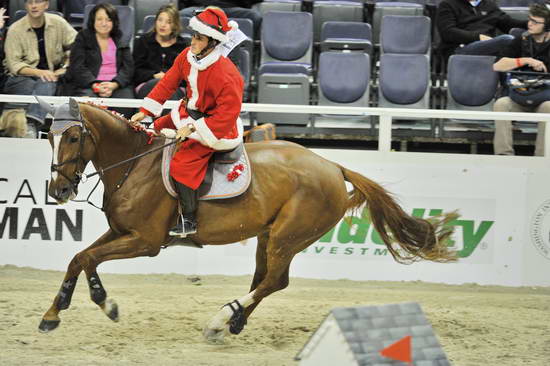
<box><xmin>2</xmin><ymin>138</ymin><xmax>549</xmax><ymax>286</ymax></box>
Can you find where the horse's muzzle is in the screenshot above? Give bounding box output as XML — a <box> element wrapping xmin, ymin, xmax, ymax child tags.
<box><xmin>49</xmin><ymin>181</ymin><xmax>76</xmax><ymax>204</ymax></box>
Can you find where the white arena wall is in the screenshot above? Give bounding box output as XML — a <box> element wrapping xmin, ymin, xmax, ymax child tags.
<box><xmin>2</xmin><ymin>137</ymin><xmax>550</xmax><ymax>287</ymax></box>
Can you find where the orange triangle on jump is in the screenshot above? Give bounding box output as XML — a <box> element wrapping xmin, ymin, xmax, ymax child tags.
<box><xmin>379</xmin><ymin>335</ymin><xmax>412</xmax><ymax>364</ymax></box>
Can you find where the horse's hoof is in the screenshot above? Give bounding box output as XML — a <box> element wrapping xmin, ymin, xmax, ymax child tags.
<box><xmin>203</xmin><ymin>326</ymin><xmax>227</xmax><ymax>344</ymax></box>
<box><xmin>38</xmin><ymin>319</ymin><xmax>60</xmax><ymax>333</ymax></box>
<box><xmin>103</xmin><ymin>299</ymin><xmax>119</xmax><ymax>322</ymax></box>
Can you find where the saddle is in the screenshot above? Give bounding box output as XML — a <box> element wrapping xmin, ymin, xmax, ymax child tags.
<box><xmin>162</xmin><ymin>141</ymin><xmax>252</xmax><ymax>200</ymax></box>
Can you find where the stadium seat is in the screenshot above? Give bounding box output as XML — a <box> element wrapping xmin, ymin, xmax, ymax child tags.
<box><xmin>83</xmin><ymin>4</ymin><xmax>135</xmax><ymax>47</ymax></box>
<box><xmin>179</xmin><ymin>15</ymin><xmax>191</xmax><ymax>44</ymax></box>
<box><xmin>256</xmin><ymin>11</ymin><xmax>313</xmax><ymax>126</ymax></box>
<box><xmin>380</xmin><ymin>15</ymin><xmax>430</xmax><ymax>55</ymax></box>
<box><xmin>378</xmin><ymin>16</ymin><xmax>432</xmax><ymax>135</ymax></box>
<box><xmin>312</xmin><ymin>0</ymin><xmax>365</xmax><ymax>43</ymax></box>
<box><xmin>138</xmin><ymin>14</ymin><xmax>156</xmax><ymax>35</ymax></box>
<box><xmin>235</xmin><ymin>48</ymin><xmax>251</xmax><ymax>102</ymax></box>
<box><xmin>260</xmin><ymin>11</ymin><xmax>313</xmax><ymax>66</ymax></box>
<box><xmin>134</xmin><ymin>0</ymin><xmax>176</xmax><ymax>36</ymax></box>
<box><xmin>230</xmin><ymin>18</ymin><xmax>254</xmax><ymax>68</ymax></box>
<box><xmin>320</xmin><ymin>21</ymin><xmax>373</xmax><ymax>57</ymax></box>
<box><xmin>500</xmin><ymin>0</ymin><xmax>530</xmax><ymax>22</ymax></box>
<box><xmin>372</xmin><ymin>0</ymin><xmax>425</xmax><ymax>46</ymax></box>
<box><xmin>446</xmin><ymin>55</ymin><xmax>498</xmax><ymax>110</ymax></box>
<box><xmin>256</xmin><ymin>64</ymin><xmax>311</xmax><ymax>126</ymax></box>
<box><xmin>64</xmin><ymin>0</ymin><xmax>133</xmax><ymax>29</ymax></box>
<box><xmin>378</xmin><ymin>53</ymin><xmax>430</xmax><ymax>108</ymax></box>
<box><xmin>314</xmin><ymin>52</ymin><xmax>371</xmax><ymax>131</ymax></box>
<box><xmin>9</xmin><ymin>0</ymin><xmax>60</xmax><ymax>24</ymax></box>
<box><xmin>253</xmin><ymin>0</ymin><xmax>302</xmax><ymax>16</ymax></box>
<box><xmin>12</xmin><ymin>9</ymin><xmax>64</xmax><ymax>24</ymax></box>
<box><xmin>441</xmin><ymin>55</ymin><xmax>499</xmax><ymax>138</ymax></box>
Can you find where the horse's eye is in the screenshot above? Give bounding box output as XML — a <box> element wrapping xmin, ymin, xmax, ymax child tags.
<box><xmin>69</xmin><ymin>136</ymin><xmax>79</xmax><ymax>143</ymax></box>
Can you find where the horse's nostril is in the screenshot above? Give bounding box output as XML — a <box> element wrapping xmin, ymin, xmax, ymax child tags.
<box><xmin>61</xmin><ymin>187</ymin><xmax>69</xmax><ymax>196</ymax></box>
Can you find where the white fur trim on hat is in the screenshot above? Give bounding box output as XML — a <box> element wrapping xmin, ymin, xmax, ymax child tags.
<box><xmin>189</xmin><ymin>16</ymin><xmax>228</xmax><ymax>43</ymax></box>
<box><xmin>228</xmin><ymin>20</ymin><xmax>239</xmax><ymax>31</ymax></box>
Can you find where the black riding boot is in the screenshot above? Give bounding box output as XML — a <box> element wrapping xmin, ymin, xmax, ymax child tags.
<box><xmin>169</xmin><ymin>181</ymin><xmax>198</xmax><ymax>237</ymax></box>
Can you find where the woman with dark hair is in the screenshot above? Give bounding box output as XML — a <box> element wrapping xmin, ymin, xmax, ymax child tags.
<box><xmin>64</xmin><ymin>3</ymin><xmax>134</xmax><ymax>115</ymax></box>
<box><xmin>133</xmin><ymin>3</ymin><xmax>188</xmax><ymax>99</ymax></box>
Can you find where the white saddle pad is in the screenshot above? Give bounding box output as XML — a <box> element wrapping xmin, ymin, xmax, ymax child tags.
<box><xmin>162</xmin><ymin>140</ymin><xmax>251</xmax><ymax>200</ymax></box>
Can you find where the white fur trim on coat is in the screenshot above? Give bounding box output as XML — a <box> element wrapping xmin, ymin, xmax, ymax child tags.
<box><xmin>186</xmin><ymin>48</ymin><xmax>221</xmax><ymax>71</ymax></box>
<box><xmin>192</xmin><ymin>116</ymin><xmax>243</xmax><ymax>151</ymax></box>
<box><xmin>142</xmin><ymin>97</ymin><xmax>163</xmax><ymax>117</ymax></box>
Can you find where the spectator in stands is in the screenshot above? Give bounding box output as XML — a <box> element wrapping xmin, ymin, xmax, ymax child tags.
<box><xmin>64</xmin><ymin>3</ymin><xmax>134</xmax><ymax>117</ymax></box>
<box><xmin>0</xmin><ymin>0</ymin><xmax>76</xmax><ymax>138</ymax></box>
<box><xmin>436</xmin><ymin>0</ymin><xmax>527</xmax><ymax>61</ymax></box>
<box><xmin>133</xmin><ymin>4</ymin><xmax>187</xmax><ymax>100</ymax></box>
<box><xmin>492</xmin><ymin>3</ymin><xmax>550</xmax><ymax>156</ymax></box>
<box><xmin>179</xmin><ymin>0</ymin><xmax>262</xmax><ymax>39</ymax></box>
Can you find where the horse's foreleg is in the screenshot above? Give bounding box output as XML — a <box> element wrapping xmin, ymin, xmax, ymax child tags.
<box><xmin>75</xmin><ymin>231</ymin><xmax>161</xmax><ymax>322</ymax></box>
<box><xmin>39</xmin><ymin>230</ymin><xmax>117</xmax><ymax>333</ymax></box>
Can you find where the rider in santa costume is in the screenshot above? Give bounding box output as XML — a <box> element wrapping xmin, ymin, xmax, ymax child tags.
<box><xmin>131</xmin><ymin>6</ymin><xmax>244</xmax><ymax>238</ymax></box>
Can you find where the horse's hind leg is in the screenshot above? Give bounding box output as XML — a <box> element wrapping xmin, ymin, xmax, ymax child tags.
<box><xmin>39</xmin><ymin>230</ymin><xmax>117</xmax><ymax>332</ymax></box>
<box><xmin>203</xmin><ymin>196</ymin><xmax>338</xmax><ymax>343</ymax></box>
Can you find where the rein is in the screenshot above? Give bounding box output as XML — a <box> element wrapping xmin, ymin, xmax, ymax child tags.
<box><xmin>82</xmin><ymin>138</ymin><xmax>179</xmax><ymax>181</ymax></box>
<box><xmin>51</xmin><ymin>113</ymin><xmax>179</xmax><ymax>211</ymax></box>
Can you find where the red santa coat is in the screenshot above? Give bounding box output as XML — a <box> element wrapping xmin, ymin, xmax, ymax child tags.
<box><xmin>139</xmin><ymin>47</ymin><xmax>244</xmax><ymax>189</ymax></box>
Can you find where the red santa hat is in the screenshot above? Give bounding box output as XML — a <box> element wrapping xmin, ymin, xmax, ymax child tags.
<box><xmin>188</xmin><ymin>7</ymin><xmax>238</xmax><ymax>43</ymax></box>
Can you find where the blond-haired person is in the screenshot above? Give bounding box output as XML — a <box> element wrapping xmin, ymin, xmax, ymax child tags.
<box><xmin>0</xmin><ymin>0</ymin><xmax>76</xmax><ymax>138</ymax></box>
<box><xmin>133</xmin><ymin>4</ymin><xmax>188</xmax><ymax>100</ymax></box>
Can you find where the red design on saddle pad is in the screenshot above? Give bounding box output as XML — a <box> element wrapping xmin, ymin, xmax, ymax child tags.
<box><xmin>227</xmin><ymin>163</ymin><xmax>245</xmax><ymax>182</ymax></box>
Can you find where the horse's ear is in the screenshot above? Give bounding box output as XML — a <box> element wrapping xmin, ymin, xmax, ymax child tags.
<box><xmin>68</xmin><ymin>98</ymin><xmax>81</xmax><ymax>119</ymax></box>
<box><xmin>35</xmin><ymin>96</ymin><xmax>56</xmax><ymax>117</ymax></box>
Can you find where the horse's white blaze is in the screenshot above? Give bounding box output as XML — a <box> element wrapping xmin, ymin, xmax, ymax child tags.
<box><xmin>52</xmin><ymin>135</ymin><xmax>61</xmax><ymax>180</ymax></box>
<box><xmin>207</xmin><ymin>290</ymin><xmax>256</xmax><ymax>331</ymax></box>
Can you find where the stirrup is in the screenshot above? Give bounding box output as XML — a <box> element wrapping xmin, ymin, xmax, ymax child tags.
<box><xmin>169</xmin><ymin>216</ymin><xmax>197</xmax><ymax>238</ymax></box>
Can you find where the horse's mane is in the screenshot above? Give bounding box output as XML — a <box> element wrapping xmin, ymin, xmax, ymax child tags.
<box><xmin>80</xmin><ymin>102</ymin><xmax>151</xmax><ymax>144</ymax></box>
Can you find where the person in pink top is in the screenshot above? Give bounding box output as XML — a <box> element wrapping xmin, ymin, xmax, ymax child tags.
<box><xmin>63</xmin><ymin>3</ymin><xmax>134</xmax><ymax>116</ymax></box>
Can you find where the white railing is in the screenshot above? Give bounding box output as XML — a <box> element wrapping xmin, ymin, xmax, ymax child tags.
<box><xmin>2</xmin><ymin>94</ymin><xmax>549</xmax><ymax>156</ymax></box>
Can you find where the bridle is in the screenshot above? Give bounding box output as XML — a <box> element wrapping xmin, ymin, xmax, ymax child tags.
<box><xmin>49</xmin><ymin>117</ymin><xmax>92</xmax><ymax>194</ymax></box>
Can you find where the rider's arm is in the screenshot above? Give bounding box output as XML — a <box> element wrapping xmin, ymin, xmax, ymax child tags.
<box><xmin>140</xmin><ymin>50</ymin><xmax>187</xmax><ymax>117</ymax></box>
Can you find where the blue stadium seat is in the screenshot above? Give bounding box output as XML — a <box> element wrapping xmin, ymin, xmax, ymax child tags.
<box><xmin>378</xmin><ymin>54</ymin><xmax>430</xmax><ymax>108</ymax></box>
<box><xmin>9</xmin><ymin>0</ymin><xmax>60</xmax><ymax>24</ymax></box>
<box><xmin>134</xmin><ymin>0</ymin><xmax>176</xmax><ymax>35</ymax></box>
<box><xmin>315</xmin><ymin>52</ymin><xmax>371</xmax><ymax>130</ymax></box>
<box><xmin>230</xmin><ymin>18</ymin><xmax>254</xmax><ymax>69</ymax></box>
<box><xmin>12</xmin><ymin>9</ymin><xmax>64</xmax><ymax>24</ymax></box>
<box><xmin>441</xmin><ymin>55</ymin><xmax>499</xmax><ymax>138</ymax></box>
<box><xmin>236</xmin><ymin>48</ymin><xmax>251</xmax><ymax>101</ymax></box>
<box><xmin>446</xmin><ymin>55</ymin><xmax>498</xmax><ymax>110</ymax></box>
<box><xmin>256</xmin><ymin>11</ymin><xmax>313</xmax><ymax>126</ymax></box>
<box><xmin>260</xmin><ymin>11</ymin><xmax>313</xmax><ymax>66</ymax></box>
<box><xmin>320</xmin><ymin>21</ymin><xmax>373</xmax><ymax>58</ymax></box>
<box><xmin>500</xmin><ymin>0</ymin><xmax>529</xmax><ymax>23</ymax></box>
<box><xmin>138</xmin><ymin>14</ymin><xmax>156</xmax><ymax>35</ymax></box>
<box><xmin>372</xmin><ymin>0</ymin><xmax>425</xmax><ymax>45</ymax></box>
<box><xmin>64</xmin><ymin>0</ymin><xmax>132</xmax><ymax>29</ymax></box>
<box><xmin>381</xmin><ymin>15</ymin><xmax>431</xmax><ymax>54</ymax></box>
<box><xmin>253</xmin><ymin>0</ymin><xmax>301</xmax><ymax>16</ymax></box>
<box><xmin>312</xmin><ymin>0</ymin><xmax>365</xmax><ymax>43</ymax></box>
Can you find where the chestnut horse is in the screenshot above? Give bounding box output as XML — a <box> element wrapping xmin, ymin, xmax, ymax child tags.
<box><xmin>39</xmin><ymin>100</ymin><xmax>457</xmax><ymax>343</ymax></box>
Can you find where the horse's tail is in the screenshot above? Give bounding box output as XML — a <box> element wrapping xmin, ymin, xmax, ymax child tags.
<box><xmin>340</xmin><ymin>166</ymin><xmax>458</xmax><ymax>264</ymax></box>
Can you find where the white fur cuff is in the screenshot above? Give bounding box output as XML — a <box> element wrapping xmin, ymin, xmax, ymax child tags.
<box><xmin>161</xmin><ymin>129</ymin><xmax>177</xmax><ymax>139</ymax></box>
